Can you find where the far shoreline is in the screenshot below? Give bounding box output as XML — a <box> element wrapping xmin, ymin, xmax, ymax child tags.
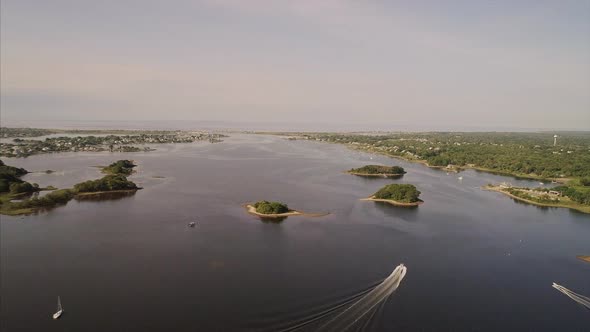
<box><xmin>339</xmin><ymin>143</ymin><xmax>570</xmax><ymax>184</ymax></box>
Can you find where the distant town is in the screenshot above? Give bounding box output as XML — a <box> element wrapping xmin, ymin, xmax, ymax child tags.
<box><xmin>0</xmin><ymin>127</ymin><xmax>226</xmax><ymax>157</ymax></box>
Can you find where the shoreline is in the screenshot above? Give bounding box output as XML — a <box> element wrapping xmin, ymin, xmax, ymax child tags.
<box><xmin>483</xmin><ymin>185</ymin><xmax>590</xmax><ymax>214</ymax></box>
<box><xmin>360</xmin><ymin>196</ymin><xmax>423</xmax><ymax>207</ymax></box>
<box><xmin>244</xmin><ymin>204</ymin><xmax>329</xmax><ymax>218</ymax></box>
<box><xmin>347</xmin><ymin>171</ymin><xmax>404</xmax><ymax>177</ymax></box>
<box><xmin>75</xmin><ymin>189</ymin><xmax>141</xmax><ymax>197</ymax></box>
<box><xmin>577</xmin><ymin>255</ymin><xmax>590</xmax><ymax>263</ymax></box>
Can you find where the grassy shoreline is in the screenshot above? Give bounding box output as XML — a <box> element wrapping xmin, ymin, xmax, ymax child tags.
<box><xmin>483</xmin><ymin>185</ymin><xmax>590</xmax><ymax>214</ymax></box>
<box><xmin>360</xmin><ymin>196</ymin><xmax>423</xmax><ymax>207</ymax></box>
<box><xmin>75</xmin><ymin>189</ymin><xmax>140</xmax><ymax>197</ymax></box>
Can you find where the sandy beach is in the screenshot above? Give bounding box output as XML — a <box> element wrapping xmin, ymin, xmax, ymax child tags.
<box><xmin>360</xmin><ymin>196</ymin><xmax>422</xmax><ymax>207</ymax></box>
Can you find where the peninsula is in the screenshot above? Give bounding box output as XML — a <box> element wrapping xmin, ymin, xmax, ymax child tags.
<box><xmin>484</xmin><ymin>182</ymin><xmax>590</xmax><ymax>214</ymax></box>
<box><xmin>348</xmin><ymin>165</ymin><xmax>406</xmax><ymax>177</ymax></box>
<box><xmin>362</xmin><ymin>184</ymin><xmax>423</xmax><ymax>207</ymax></box>
<box><xmin>244</xmin><ymin>200</ymin><xmax>328</xmax><ymax>218</ymax></box>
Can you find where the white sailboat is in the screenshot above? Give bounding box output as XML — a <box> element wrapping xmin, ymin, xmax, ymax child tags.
<box><xmin>52</xmin><ymin>296</ymin><xmax>63</xmax><ymax>319</ymax></box>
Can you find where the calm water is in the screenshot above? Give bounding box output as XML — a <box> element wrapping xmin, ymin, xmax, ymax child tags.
<box><xmin>1</xmin><ymin>134</ymin><xmax>589</xmax><ymax>331</ymax></box>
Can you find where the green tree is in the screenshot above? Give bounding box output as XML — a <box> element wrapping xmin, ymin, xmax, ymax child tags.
<box><xmin>373</xmin><ymin>184</ymin><xmax>421</xmax><ymax>203</ymax></box>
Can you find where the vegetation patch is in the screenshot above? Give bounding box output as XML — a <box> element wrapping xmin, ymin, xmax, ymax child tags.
<box><xmin>101</xmin><ymin>160</ymin><xmax>136</xmax><ymax>175</ymax></box>
<box><xmin>74</xmin><ymin>174</ymin><xmax>138</xmax><ymax>192</ymax></box>
<box><xmin>373</xmin><ymin>184</ymin><xmax>421</xmax><ymax>203</ymax></box>
<box><xmin>253</xmin><ymin>200</ymin><xmax>291</xmax><ymax>214</ymax></box>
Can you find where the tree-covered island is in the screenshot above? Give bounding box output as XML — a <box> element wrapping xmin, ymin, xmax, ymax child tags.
<box><xmin>0</xmin><ymin>159</ymin><xmax>141</xmax><ymax>215</ymax></box>
<box><xmin>348</xmin><ymin>165</ymin><xmax>406</xmax><ymax>177</ymax></box>
<box><xmin>362</xmin><ymin>184</ymin><xmax>423</xmax><ymax>206</ymax></box>
<box><xmin>253</xmin><ymin>201</ymin><xmax>291</xmax><ymax>214</ymax></box>
<box><xmin>244</xmin><ymin>200</ymin><xmax>329</xmax><ymax>218</ymax></box>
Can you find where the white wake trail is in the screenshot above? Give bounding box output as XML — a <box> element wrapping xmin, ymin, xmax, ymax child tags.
<box><xmin>552</xmin><ymin>283</ymin><xmax>590</xmax><ymax>309</ymax></box>
<box><xmin>316</xmin><ymin>264</ymin><xmax>407</xmax><ymax>332</ymax></box>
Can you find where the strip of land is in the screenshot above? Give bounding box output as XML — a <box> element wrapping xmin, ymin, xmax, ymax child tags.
<box><xmin>75</xmin><ymin>189</ymin><xmax>139</xmax><ymax>197</ymax></box>
<box><xmin>244</xmin><ymin>204</ymin><xmax>329</xmax><ymax>218</ymax></box>
<box><xmin>360</xmin><ymin>196</ymin><xmax>423</xmax><ymax>207</ymax></box>
<box><xmin>577</xmin><ymin>256</ymin><xmax>590</xmax><ymax>263</ymax></box>
<box><xmin>347</xmin><ymin>171</ymin><xmax>404</xmax><ymax>177</ymax></box>
<box><xmin>483</xmin><ymin>185</ymin><xmax>590</xmax><ymax>214</ymax></box>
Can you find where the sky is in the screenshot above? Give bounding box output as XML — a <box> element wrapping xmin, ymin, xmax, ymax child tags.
<box><xmin>1</xmin><ymin>0</ymin><xmax>589</xmax><ymax>130</ymax></box>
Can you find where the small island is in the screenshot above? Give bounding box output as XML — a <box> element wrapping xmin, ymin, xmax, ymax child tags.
<box><xmin>102</xmin><ymin>159</ymin><xmax>137</xmax><ymax>175</ymax></box>
<box><xmin>244</xmin><ymin>200</ymin><xmax>328</xmax><ymax>218</ymax></box>
<box><xmin>577</xmin><ymin>255</ymin><xmax>590</xmax><ymax>264</ymax></box>
<box><xmin>361</xmin><ymin>184</ymin><xmax>423</xmax><ymax>206</ymax></box>
<box><xmin>1</xmin><ymin>159</ymin><xmax>141</xmax><ymax>215</ymax></box>
<box><xmin>348</xmin><ymin>165</ymin><xmax>406</xmax><ymax>177</ymax></box>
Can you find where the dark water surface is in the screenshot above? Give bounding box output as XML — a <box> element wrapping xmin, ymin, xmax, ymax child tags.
<box><xmin>1</xmin><ymin>134</ymin><xmax>589</xmax><ymax>331</ymax></box>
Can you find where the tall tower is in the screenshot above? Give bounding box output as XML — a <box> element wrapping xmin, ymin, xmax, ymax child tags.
<box><xmin>554</xmin><ymin>135</ymin><xmax>558</xmax><ymax>146</ymax></box>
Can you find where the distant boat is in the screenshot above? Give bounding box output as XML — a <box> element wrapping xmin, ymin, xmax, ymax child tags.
<box><xmin>539</xmin><ymin>182</ymin><xmax>544</xmax><ymax>185</ymax></box>
<box><xmin>52</xmin><ymin>296</ymin><xmax>63</xmax><ymax>319</ymax></box>
<box><xmin>188</xmin><ymin>221</ymin><xmax>196</xmax><ymax>227</ymax></box>
<box><xmin>458</xmin><ymin>176</ymin><xmax>463</xmax><ymax>180</ymax></box>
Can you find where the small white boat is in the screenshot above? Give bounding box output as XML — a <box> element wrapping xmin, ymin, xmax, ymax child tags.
<box><xmin>458</xmin><ymin>176</ymin><xmax>463</xmax><ymax>180</ymax></box>
<box><xmin>188</xmin><ymin>221</ymin><xmax>196</xmax><ymax>227</ymax></box>
<box><xmin>52</xmin><ymin>296</ymin><xmax>63</xmax><ymax>319</ymax></box>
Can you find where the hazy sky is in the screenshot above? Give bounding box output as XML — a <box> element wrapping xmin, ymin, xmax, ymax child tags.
<box><xmin>1</xmin><ymin>0</ymin><xmax>589</xmax><ymax>129</ymax></box>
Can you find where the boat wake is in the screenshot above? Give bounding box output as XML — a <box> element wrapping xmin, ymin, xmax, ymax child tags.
<box><xmin>552</xmin><ymin>283</ymin><xmax>590</xmax><ymax>310</ymax></box>
<box><xmin>276</xmin><ymin>264</ymin><xmax>408</xmax><ymax>332</ymax></box>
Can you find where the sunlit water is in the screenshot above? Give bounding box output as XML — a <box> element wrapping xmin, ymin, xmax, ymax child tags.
<box><xmin>1</xmin><ymin>134</ymin><xmax>589</xmax><ymax>331</ymax></box>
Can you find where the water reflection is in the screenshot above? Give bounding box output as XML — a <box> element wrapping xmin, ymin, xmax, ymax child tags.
<box><xmin>353</xmin><ymin>174</ymin><xmax>404</xmax><ymax>181</ymax></box>
<box><xmin>259</xmin><ymin>216</ymin><xmax>288</xmax><ymax>223</ymax></box>
<box><xmin>373</xmin><ymin>201</ymin><xmax>420</xmax><ymax>221</ymax></box>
